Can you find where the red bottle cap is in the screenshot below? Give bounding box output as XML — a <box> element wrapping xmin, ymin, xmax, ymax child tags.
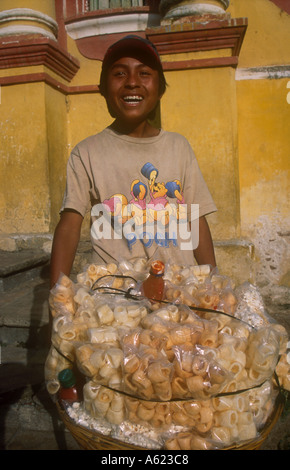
<box><xmin>150</xmin><ymin>260</ymin><xmax>165</xmax><ymax>276</ymax></box>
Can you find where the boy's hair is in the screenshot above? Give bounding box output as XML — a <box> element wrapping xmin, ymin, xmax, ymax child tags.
<box><xmin>99</xmin><ymin>35</ymin><xmax>167</xmax><ymax>99</ymax></box>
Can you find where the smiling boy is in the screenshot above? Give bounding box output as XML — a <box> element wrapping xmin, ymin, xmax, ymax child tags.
<box><xmin>50</xmin><ymin>35</ymin><xmax>217</xmax><ymax>288</ymax></box>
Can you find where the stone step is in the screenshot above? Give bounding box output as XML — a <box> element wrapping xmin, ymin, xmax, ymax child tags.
<box><xmin>0</xmin><ymin>345</ymin><xmax>49</xmax><ymax>394</ymax></box>
<box><xmin>0</xmin><ymin>274</ymin><xmax>50</xmax><ymax>345</ymax></box>
<box><xmin>0</xmin><ymin>250</ymin><xmax>51</xmax><ymax>397</ymax></box>
<box><xmin>0</xmin><ymin>250</ymin><xmax>50</xmax><ymax>293</ymax></box>
<box><xmin>0</xmin><ymin>382</ymin><xmax>80</xmax><ymax>450</ymax></box>
<box><xmin>0</xmin><ymin>308</ymin><xmax>50</xmax><ymax>403</ymax></box>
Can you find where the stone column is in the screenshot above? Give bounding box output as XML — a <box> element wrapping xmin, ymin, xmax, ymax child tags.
<box><xmin>0</xmin><ymin>1</ymin><xmax>79</xmax><ymax>239</ymax></box>
<box><xmin>0</xmin><ymin>0</ymin><xmax>58</xmax><ymax>41</ymax></box>
<box><xmin>160</xmin><ymin>0</ymin><xmax>230</xmax><ymax>24</ymax></box>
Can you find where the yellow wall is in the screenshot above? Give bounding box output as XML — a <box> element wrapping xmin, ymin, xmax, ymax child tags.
<box><xmin>0</xmin><ymin>0</ymin><xmax>56</xmax><ymax>18</ymax></box>
<box><xmin>161</xmin><ymin>66</ymin><xmax>240</xmax><ymax>241</ymax></box>
<box><xmin>45</xmin><ymin>86</ymin><xmax>69</xmax><ymax>230</ymax></box>
<box><xmin>227</xmin><ymin>0</ymin><xmax>290</xmax><ymax>285</ymax></box>
<box><xmin>237</xmin><ymin>78</ymin><xmax>289</xmax><ymax>224</ymax></box>
<box><xmin>228</xmin><ymin>0</ymin><xmax>290</xmax><ymax>67</ymax></box>
<box><xmin>0</xmin><ymin>82</ymin><xmax>50</xmax><ymax>233</ymax></box>
<box><xmin>236</xmin><ymin>75</ymin><xmax>290</xmax><ymax>286</ymax></box>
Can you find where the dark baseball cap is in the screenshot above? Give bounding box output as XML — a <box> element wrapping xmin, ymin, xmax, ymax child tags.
<box><xmin>99</xmin><ymin>35</ymin><xmax>166</xmax><ymax>96</ymax></box>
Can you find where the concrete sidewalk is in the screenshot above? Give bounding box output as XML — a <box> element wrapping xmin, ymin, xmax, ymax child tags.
<box><xmin>0</xmin><ymin>249</ymin><xmax>289</xmax><ymax>450</ymax></box>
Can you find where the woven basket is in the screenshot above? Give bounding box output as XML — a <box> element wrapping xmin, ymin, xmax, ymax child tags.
<box><xmin>56</xmin><ymin>395</ymin><xmax>284</xmax><ymax>451</ymax></box>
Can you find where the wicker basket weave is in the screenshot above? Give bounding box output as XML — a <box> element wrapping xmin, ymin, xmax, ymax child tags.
<box><xmin>56</xmin><ymin>395</ymin><xmax>284</xmax><ymax>451</ymax></box>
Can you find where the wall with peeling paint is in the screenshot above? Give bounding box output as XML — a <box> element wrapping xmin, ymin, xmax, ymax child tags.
<box><xmin>229</xmin><ymin>0</ymin><xmax>290</xmax><ymax>287</ymax></box>
<box><xmin>159</xmin><ymin>0</ymin><xmax>290</xmax><ymax>286</ymax></box>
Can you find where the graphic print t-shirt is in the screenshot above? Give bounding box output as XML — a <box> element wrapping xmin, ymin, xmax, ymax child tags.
<box><xmin>61</xmin><ymin>128</ymin><xmax>217</xmax><ymax>265</ymax></box>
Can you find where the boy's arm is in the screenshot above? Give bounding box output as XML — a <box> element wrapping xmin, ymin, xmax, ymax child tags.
<box><xmin>50</xmin><ymin>210</ymin><xmax>84</xmax><ymax>288</ymax></box>
<box><xmin>192</xmin><ymin>215</ymin><xmax>216</xmax><ymax>268</ymax></box>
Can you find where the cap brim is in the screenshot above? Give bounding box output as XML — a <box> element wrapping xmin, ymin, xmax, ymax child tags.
<box><xmin>103</xmin><ymin>35</ymin><xmax>162</xmax><ymax>71</ymax></box>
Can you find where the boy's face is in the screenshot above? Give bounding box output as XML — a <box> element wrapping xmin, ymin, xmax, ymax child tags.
<box><xmin>105</xmin><ymin>56</ymin><xmax>162</xmax><ymax>126</ymax></box>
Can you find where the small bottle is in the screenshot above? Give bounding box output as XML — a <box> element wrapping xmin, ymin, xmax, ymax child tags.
<box><xmin>58</xmin><ymin>369</ymin><xmax>79</xmax><ymax>403</ymax></box>
<box><xmin>142</xmin><ymin>260</ymin><xmax>165</xmax><ymax>302</ymax></box>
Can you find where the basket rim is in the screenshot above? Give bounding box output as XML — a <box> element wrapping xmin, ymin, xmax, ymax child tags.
<box><xmin>56</xmin><ymin>393</ymin><xmax>285</xmax><ymax>451</ymax></box>
<box><xmin>57</xmin><ymin>401</ymin><xmax>147</xmax><ymax>450</ymax></box>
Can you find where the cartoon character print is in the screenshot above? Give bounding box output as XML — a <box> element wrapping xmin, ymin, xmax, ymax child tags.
<box><xmin>142</xmin><ymin>163</ymin><xmax>186</xmax><ymax>225</ymax></box>
<box><xmin>102</xmin><ymin>162</ymin><xmax>186</xmax><ymax>227</ymax></box>
<box><xmin>119</xmin><ymin>179</ymin><xmax>147</xmax><ymax>226</ymax></box>
<box><xmin>142</xmin><ymin>163</ymin><xmax>170</xmax><ymax>225</ymax></box>
<box><xmin>102</xmin><ymin>193</ymin><xmax>128</xmax><ymax>225</ymax></box>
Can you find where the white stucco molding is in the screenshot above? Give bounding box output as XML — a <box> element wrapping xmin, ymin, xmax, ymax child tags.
<box><xmin>0</xmin><ymin>8</ymin><xmax>58</xmax><ymax>40</ymax></box>
<box><xmin>66</xmin><ymin>12</ymin><xmax>161</xmax><ymax>39</ymax></box>
<box><xmin>159</xmin><ymin>0</ymin><xmax>230</xmax><ymax>19</ymax></box>
<box><xmin>163</xmin><ymin>4</ymin><xmax>226</xmax><ymax>19</ymax></box>
<box><xmin>236</xmin><ymin>65</ymin><xmax>290</xmax><ymax>80</ymax></box>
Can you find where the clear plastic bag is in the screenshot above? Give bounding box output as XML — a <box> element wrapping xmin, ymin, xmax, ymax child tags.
<box><xmin>46</xmin><ymin>264</ymin><xmax>289</xmax><ymax>450</ymax></box>
<box><xmin>124</xmin><ymin>396</ymin><xmax>172</xmax><ymax>431</ymax></box>
<box><xmin>75</xmin><ymin>341</ymin><xmax>123</xmax><ymax>387</ymax></box>
<box><xmin>83</xmin><ymin>381</ymin><xmax>125</xmax><ymax>425</ymax></box>
<box><xmin>49</xmin><ymin>273</ymin><xmax>77</xmax><ymax>317</ymax></box>
<box><xmin>172</xmin><ymin>345</ymin><xmax>233</xmax><ymax>399</ymax></box>
<box><xmin>246</xmin><ymin>326</ymin><xmax>281</xmax><ymax>386</ymax></box>
<box><xmin>44</xmin><ymin>345</ymin><xmax>73</xmax><ymax>396</ymax></box>
<box><xmin>234</xmin><ymin>282</ymin><xmax>273</xmax><ymax>328</ymax></box>
<box><xmin>121</xmin><ymin>326</ymin><xmax>173</xmax><ymax>401</ymax></box>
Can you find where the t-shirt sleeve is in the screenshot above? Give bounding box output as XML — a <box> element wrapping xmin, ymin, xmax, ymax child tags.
<box><xmin>182</xmin><ymin>138</ymin><xmax>217</xmax><ymax>220</ymax></box>
<box><xmin>60</xmin><ymin>147</ymin><xmax>91</xmax><ymax>217</ymax></box>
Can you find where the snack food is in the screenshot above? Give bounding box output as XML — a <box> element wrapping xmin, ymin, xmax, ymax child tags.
<box><xmin>46</xmin><ymin>260</ymin><xmax>289</xmax><ymax>450</ymax></box>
